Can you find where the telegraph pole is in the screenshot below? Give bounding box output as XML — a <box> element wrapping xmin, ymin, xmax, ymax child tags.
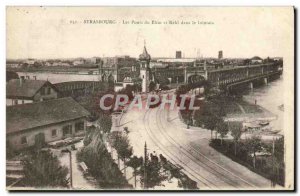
<box><xmin>144</xmin><ymin>142</ymin><xmax>148</xmax><ymax>189</ymax></box>
<box><xmin>271</xmin><ymin>136</ymin><xmax>275</xmax><ymax>187</ymax></box>
<box><xmin>69</xmin><ymin>150</ymin><xmax>73</xmax><ymax>189</ymax></box>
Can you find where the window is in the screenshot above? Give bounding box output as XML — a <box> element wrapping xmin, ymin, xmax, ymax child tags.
<box><xmin>51</xmin><ymin>129</ymin><xmax>57</xmax><ymax>137</ymax></box>
<box><xmin>47</xmin><ymin>87</ymin><xmax>51</xmax><ymax>95</ymax></box>
<box><xmin>14</xmin><ymin>99</ymin><xmax>18</xmax><ymax>105</ymax></box>
<box><xmin>21</xmin><ymin>136</ymin><xmax>27</xmax><ymax>144</ymax></box>
<box><xmin>40</xmin><ymin>87</ymin><xmax>45</xmax><ymax>95</ymax></box>
<box><xmin>62</xmin><ymin>125</ymin><xmax>72</xmax><ymax>136</ymax></box>
<box><xmin>75</xmin><ymin>122</ymin><xmax>84</xmax><ymax>132</ymax></box>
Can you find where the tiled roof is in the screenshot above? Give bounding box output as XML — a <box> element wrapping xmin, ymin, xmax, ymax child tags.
<box><xmin>6</xmin><ymin>79</ymin><xmax>51</xmax><ymax>99</ymax></box>
<box><xmin>7</xmin><ymin>97</ymin><xmax>90</xmax><ymax>134</ymax></box>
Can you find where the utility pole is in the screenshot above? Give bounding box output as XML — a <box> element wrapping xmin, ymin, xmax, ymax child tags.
<box><xmin>144</xmin><ymin>142</ymin><xmax>147</xmax><ymax>189</ymax></box>
<box><xmin>69</xmin><ymin>150</ymin><xmax>73</xmax><ymax>189</ymax></box>
<box><xmin>271</xmin><ymin>136</ymin><xmax>275</xmax><ymax>187</ymax></box>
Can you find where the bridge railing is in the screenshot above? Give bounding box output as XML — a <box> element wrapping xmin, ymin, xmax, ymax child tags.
<box><xmin>206</xmin><ymin>62</ymin><xmax>281</xmax><ymax>86</ymax></box>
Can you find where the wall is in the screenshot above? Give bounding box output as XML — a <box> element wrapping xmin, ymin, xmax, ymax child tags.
<box><xmin>7</xmin><ymin>118</ymin><xmax>87</xmax><ymax>150</ymax></box>
<box><xmin>140</xmin><ymin>69</ymin><xmax>149</xmax><ymax>92</ymax></box>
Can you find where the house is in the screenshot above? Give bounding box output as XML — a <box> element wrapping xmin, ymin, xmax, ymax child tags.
<box><xmin>6</xmin><ymin>77</ymin><xmax>59</xmax><ymax>106</ymax></box>
<box><xmin>6</xmin><ymin>97</ymin><xmax>90</xmax><ymax>150</ymax></box>
<box><xmin>250</xmin><ymin>56</ymin><xmax>263</xmax><ymax>64</ymax></box>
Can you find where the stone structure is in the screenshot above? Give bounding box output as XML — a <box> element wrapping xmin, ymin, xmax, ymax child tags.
<box><xmin>139</xmin><ymin>46</ymin><xmax>152</xmax><ymax>92</ymax></box>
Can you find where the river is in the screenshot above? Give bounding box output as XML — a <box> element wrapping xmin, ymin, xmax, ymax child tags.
<box><xmin>243</xmin><ymin>76</ymin><xmax>284</xmax><ymax>134</ymax></box>
<box><xmin>17</xmin><ymin>72</ymin><xmax>100</xmax><ymax>84</ymax></box>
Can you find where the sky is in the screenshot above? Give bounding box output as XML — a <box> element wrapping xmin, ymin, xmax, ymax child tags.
<box><xmin>6</xmin><ymin>7</ymin><xmax>294</xmax><ymax>59</ymax></box>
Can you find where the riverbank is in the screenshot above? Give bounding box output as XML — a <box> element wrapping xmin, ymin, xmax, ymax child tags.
<box><xmin>180</xmin><ymin>94</ymin><xmax>280</xmax><ymax>137</ymax></box>
<box><xmin>223</xmin><ymin>98</ymin><xmax>277</xmax><ymax>123</ymax></box>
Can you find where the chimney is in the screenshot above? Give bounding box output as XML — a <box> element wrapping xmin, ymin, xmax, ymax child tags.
<box><xmin>20</xmin><ymin>76</ymin><xmax>25</xmax><ymax>86</ymax></box>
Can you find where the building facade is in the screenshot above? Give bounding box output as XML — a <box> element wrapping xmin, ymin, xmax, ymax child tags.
<box><xmin>139</xmin><ymin>46</ymin><xmax>152</xmax><ymax>92</ymax></box>
<box><xmin>6</xmin><ymin>78</ymin><xmax>58</xmax><ymax>106</ymax></box>
<box><xmin>176</xmin><ymin>51</ymin><xmax>182</xmax><ymax>59</ymax></box>
<box><xmin>218</xmin><ymin>50</ymin><xmax>223</xmax><ymax>59</ymax></box>
<box><xmin>6</xmin><ymin>97</ymin><xmax>90</xmax><ymax>150</ymax></box>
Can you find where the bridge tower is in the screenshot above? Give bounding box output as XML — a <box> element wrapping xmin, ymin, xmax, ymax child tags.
<box><xmin>139</xmin><ymin>44</ymin><xmax>151</xmax><ymax>92</ymax></box>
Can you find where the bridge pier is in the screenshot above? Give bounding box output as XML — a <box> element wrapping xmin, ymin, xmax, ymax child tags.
<box><xmin>184</xmin><ymin>68</ymin><xmax>187</xmax><ymax>83</ymax></box>
<box><xmin>263</xmin><ymin>77</ymin><xmax>268</xmax><ymax>85</ymax></box>
<box><xmin>249</xmin><ymin>82</ymin><xmax>253</xmax><ymax>90</ymax></box>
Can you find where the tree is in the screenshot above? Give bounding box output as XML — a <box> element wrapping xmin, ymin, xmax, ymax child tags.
<box><xmin>274</xmin><ymin>137</ymin><xmax>284</xmax><ymax>163</ymax></box>
<box><xmin>118</xmin><ymin>85</ymin><xmax>134</xmax><ymax>100</ymax></box>
<box><xmin>205</xmin><ymin>115</ymin><xmax>220</xmax><ymax>139</ymax></box>
<box><xmin>216</xmin><ymin>120</ymin><xmax>228</xmax><ymax>145</ymax></box>
<box><xmin>193</xmin><ymin>101</ymin><xmax>223</xmax><ymax>140</ymax></box>
<box><xmin>140</xmin><ymin>154</ymin><xmax>167</xmax><ymax>189</ymax></box>
<box><xmin>132</xmin><ymin>77</ymin><xmax>142</xmax><ymax>92</ymax></box>
<box><xmin>114</xmin><ymin>134</ymin><xmax>133</xmax><ymax>178</ymax></box>
<box><xmin>126</xmin><ymin>156</ymin><xmax>143</xmax><ymax>188</ymax></box>
<box><xmin>77</xmin><ymin>130</ymin><xmax>131</xmax><ymax>189</ymax></box>
<box><xmin>149</xmin><ymin>81</ymin><xmax>156</xmax><ymax>92</ymax></box>
<box><xmin>83</xmin><ymin>126</ymin><xmax>99</xmax><ymax>146</ymax></box>
<box><xmin>245</xmin><ymin>136</ymin><xmax>262</xmax><ymax>168</ymax></box>
<box><xmin>268</xmin><ymin>136</ymin><xmax>284</xmax><ymax>186</ymax></box>
<box><xmin>229</xmin><ymin>122</ymin><xmax>243</xmax><ymax>156</ymax></box>
<box><xmin>22</xmin><ymin>150</ymin><xmax>69</xmax><ymax>187</ymax></box>
<box><xmin>98</xmin><ymin>114</ymin><xmax>112</xmax><ymax>134</ymax></box>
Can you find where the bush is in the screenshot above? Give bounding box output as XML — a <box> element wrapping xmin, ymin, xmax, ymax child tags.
<box><xmin>77</xmin><ymin>130</ymin><xmax>131</xmax><ymax>189</ymax></box>
<box><xmin>22</xmin><ymin>150</ymin><xmax>69</xmax><ymax>187</ymax></box>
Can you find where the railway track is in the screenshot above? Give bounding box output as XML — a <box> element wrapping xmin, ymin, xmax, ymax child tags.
<box><xmin>155</xmin><ymin>108</ymin><xmax>257</xmax><ymax>189</ymax></box>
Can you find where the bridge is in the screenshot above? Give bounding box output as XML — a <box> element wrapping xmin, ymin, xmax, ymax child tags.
<box><xmin>178</xmin><ymin>62</ymin><xmax>281</xmax><ymax>90</ymax></box>
<box><xmin>150</xmin><ymin>62</ymin><xmax>282</xmax><ymax>90</ymax></box>
<box><xmin>98</xmin><ymin>60</ymin><xmax>282</xmax><ymax>91</ymax></box>
<box><xmin>206</xmin><ymin>63</ymin><xmax>282</xmax><ymax>90</ymax></box>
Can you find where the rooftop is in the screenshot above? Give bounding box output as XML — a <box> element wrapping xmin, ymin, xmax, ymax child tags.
<box><xmin>139</xmin><ymin>46</ymin><xmax>151</xmax><ymax>61</ymax></box>
<box><xmin>6</xmin><ymin>79</ymin><xmax>56</xmax><ymax>99</ymax></box>
<box><xmin>251</xmin><ymin>56</ymin><xmax>263</xmax><ymax>60</ymax></box>
<box><xmin>7</xmin><ymin>97</ymin><xmax>90</xmax><ymax>134</ymax></box>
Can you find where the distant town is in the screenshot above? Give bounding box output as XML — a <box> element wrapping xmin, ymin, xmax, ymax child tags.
<box><xmin>7</xmin><ymin>50</ymin><xmax>283</xmax><ymax>73</ymax></box>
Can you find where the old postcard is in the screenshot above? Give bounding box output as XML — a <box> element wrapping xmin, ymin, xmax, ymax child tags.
<box><xmin>6</xmin><ymin>7</ymin><xmax>294</xmax><ymax>191</ymax></box>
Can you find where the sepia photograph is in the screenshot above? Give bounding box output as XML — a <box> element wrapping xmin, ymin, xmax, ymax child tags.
<box><xmin>5</xmin><ymin>6</ymin><xmax>295</xmax><ymax>191</ymax></box>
